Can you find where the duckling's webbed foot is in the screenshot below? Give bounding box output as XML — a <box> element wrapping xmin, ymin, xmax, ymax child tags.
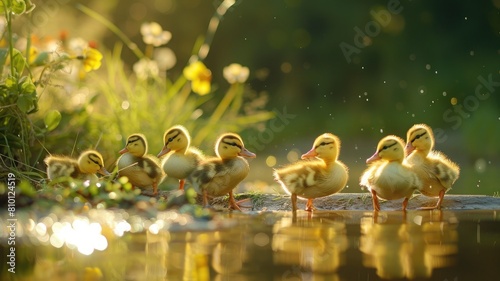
<box><xmin>228</xmin><ymin>191</ymin><xmax>243</xmax><ymax>211</ymax></box>
<box><xmin>402</xmin><ymin>197</ymin><xmax>409</xmax><ymax>211</ymax></box>
<box><xmin>419</xmin><ymin>190</ymin><xmax>445</xmax><ymax>210</ymax></box>
<box><xmin>291</xmin><ymin>193</ymin><xmax>298</xmax><ymax>213</ymax></box>
<box><xmin>178</xmin><ymin>179</ymin><xmax>185</xmax><ymax>190</ymax></box>
<box><xmin>305</xmin><ymin>199</ymin><xmax>316</xmax><ymax>212</ymax></box>
<box><xmin>371</xmin><ymin>190</ymin><xmax>381</xmax><ymax>211</ymax></box>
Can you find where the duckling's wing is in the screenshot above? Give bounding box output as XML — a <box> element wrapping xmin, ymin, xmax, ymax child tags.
<box><xmin>359</xmin><ymin>164</ymin><xmax>379</xmax><ymax>189</ymax></box>
<box><xmin>428</xmin><ymin>151</ymin><xmax>460</xmax><ymax>187</ymax></box>
<box><xmin>187</xmin><ymin>147</ymin><xmax>205</xmax><ymax>162</ymax></box>
<box><xmin>274</xmin><ymin>161</ymin><xmax>329</xmax><ymax>194</ymax></box>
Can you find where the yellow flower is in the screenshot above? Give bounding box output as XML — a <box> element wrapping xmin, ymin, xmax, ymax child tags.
<box><xmin>223</xmin><ymin>63</ymin><xmax>250</xmax><ymax>84</ymax></box>
<box><xmin>183</xmin><ymin>61</ymin><xmax>212</xmax><ymax>95</ymax></box>
<box><xmin>82</xmin><ymin>47</ymin><xmax>103</xmax><ymax>72</ymax></box>
<box><xmin>83</xmin><ymin>267</ymin><xmax>103</xmax><ymax>281</ymax></box>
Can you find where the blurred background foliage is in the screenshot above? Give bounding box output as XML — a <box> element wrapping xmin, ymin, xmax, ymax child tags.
<box><xmin>2</xmin><ymin>0</ymin><xmax>499</xmax><ymax>195</ymax></box>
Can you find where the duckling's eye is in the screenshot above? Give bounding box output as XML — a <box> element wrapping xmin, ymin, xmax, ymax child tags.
<box><xmin>167</xmin><ymin>132</ymin><xmax>181</xmax><ymax>144</ymax></box>
<box><xmin>411</xmin><ymin>132</ymin><xmax>427</xmax><ymax>143</ymax></box>
<box><xmin>222</xmin><ymin>141</ymin><xmax>242</xmax><ymax>149</ymax></box>
<box><xmin>315</xmin><ymin>141</ymin><xmax>333</xmax><ymax>149</ymax></box>
<box><xmin>379</xmin><ymin>141</ymin><xmax>397</xmax><ymax>152</ymax></box>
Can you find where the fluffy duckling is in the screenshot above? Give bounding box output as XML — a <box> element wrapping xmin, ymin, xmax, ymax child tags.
<box><xmin>45</xmin><ymin>150</ymin><xmax>110</xmax><ymax>181</ymax></box>
<box><xmin>189</xmin><ymin>133</ymin><xmax>256</xmax><ymax>211</ymax></box>
<box><xmin>360</xmin><ymin>135</ymin><xmax>422</xmax><ymax>211</ymax></box>
<box><xmin>405</xmin><ymin>124</ymin><xmax>460</xmax><ymax>209</ymax></box>
<box><xmin>274</xmin><ymin>133</ymin><xmax>349</xmax><ymax>212</ymax></box>
<box><xmin>157</xmin><ymin>125</ymin><xmax>204</xmax><ymax>190</ymax></box>
<box><xmin>117</xmin><ymin>134</ymin><xmax>163</xmax><ymax>195</ymax></box>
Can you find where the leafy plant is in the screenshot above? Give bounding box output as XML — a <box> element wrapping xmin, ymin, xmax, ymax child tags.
<box><xmin>0</xmin><ymin>0</ymin><xmax>104</xmax><ymax>182</ymax></box>
<box><xmin>76</xmin><ymin>2</ymin><xmax>274</xmax><ymax>157</ymax></box>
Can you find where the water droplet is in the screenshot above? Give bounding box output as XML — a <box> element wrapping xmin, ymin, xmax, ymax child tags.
<box><xmin>435</xmin><ymin>71</ymin><xmax>438</xmax><ymax>74</ymax></box>
<box><xmin>431</xmin><ymin>100</ymin><xmax>435</xmax><ymax>103</ymax></box>
<box><xmin>475</xmin><ymin>158</ymin><xmax>487</xmax><ymax>173</ymax></box>
<box><xmin>420</xmin><ymin>89</ymin><xmax>425</xmax><ymax>94</ymax></box>
<box><xmin>380</xmin><ymin>129</ymin><xmax>384</xmax><ymax>133</ymax></box>
<box><xmin>366</xmin><ymin>98</ymin><xmax>369</xmax><ymax>102</ymax></box>
<box><xmin>425</xmin><ymin>64</ymin><xmax>431</xmax><ymax>70</ymax></box>
<box><xmin>361</xmin><ymin>66</ymin><xmax>365</xmax><ymax>70</ymax></box>
<box><xmin>465</xmin><ymin>17</ymin><xmax>468</xmax><ymax>20</ymax></box>
<box><xmin>443</xmin><ymin>91</ymin><xmax>447</xmax><ymax>96</ymax></box>
<box><xmin>364</xmin><ymin>92</ymin><xmax>368</xmax><ymax>96</ymax></box>
<box><xmin>411</xmin><ymin>113</ymin><xmax>415</xmax><ymax>117</ymax></box>
<box><xmin>383</xmin><ymin>80</ymin><xmax>386</xmax><ymax>84</ymax></box>
<box><xmin>360</xmin><ymin>128</ymin><xmax>364</xmax><ymax>131</ymax></box>
<box><xmin>266</xmin><ymin>155</ymin><xmax>277</xmax><ymax>167</ymax></box>
<box><xmin>354</xmin><ymin>144</ymin><xmax>358</xmax><ymax>150</ymax></box>
<box><xmin>121</xmin><ymin>101</ymin><xmax>130</xmax><ymax>110</ymax></box>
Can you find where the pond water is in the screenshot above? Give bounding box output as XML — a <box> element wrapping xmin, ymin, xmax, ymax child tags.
<box><xmin>1</xmin><ymin>209</ymin><xmax>499</xmax><ymax>280</ymax></box>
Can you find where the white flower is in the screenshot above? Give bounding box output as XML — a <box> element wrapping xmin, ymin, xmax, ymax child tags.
<box><xmin>223</xmin><ymin>63</ymin><xmax>250</xmax><ymax>84</ymax></box>
<box><xmin>140</xmin><ymin>22</ymin><xmax>172</xmax><ymax>47</ymax></box>
<box><xmin>68</xmin><ymin>37</ymin><xmax>89</xmax><ymax>56</ymax></box>
<box><xmin>153</xmin><ymin>47</ymin><xmax>176</xmax><ymax>71</ymax></box>
<box><xmin>133</xmin><ymin>58</ymin><xmax>159</xmax><ymax>80</ymax></box>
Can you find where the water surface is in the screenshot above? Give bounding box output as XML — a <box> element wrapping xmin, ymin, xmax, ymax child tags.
<box><xmin>1</xmin><ymin>209</ymin><xmax>499</xmax><ymax>280</ymax></box>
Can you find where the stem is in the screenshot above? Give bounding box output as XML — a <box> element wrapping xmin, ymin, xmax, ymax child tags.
<box><xmin>192</xmin><ymin>83</ymin><xmax>238</xmax><ymax>145</ymax></box>
<box><xmin>198</xmin><ymin>0</ymin><xmax>237</xmax><ymax>60</ymax></box>
<box><xmin>3</xmin><ymin>3</ymin><xmax>15</xmax><ymax>77</ymax></box>
<box><xmin>76</xmin><ymin>4</ymin><xmax>144</xmax><ymax>59</ymax></box>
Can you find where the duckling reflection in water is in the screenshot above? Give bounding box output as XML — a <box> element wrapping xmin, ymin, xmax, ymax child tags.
<box><xmin>359</xmin><ymin>212</ymin><xmax>458</xmax><ymax>279</ymax></box>
<box><xmin>272</xmin><ymin>216</ymin><xmax>348</xmax><ymax>274</ymax></box>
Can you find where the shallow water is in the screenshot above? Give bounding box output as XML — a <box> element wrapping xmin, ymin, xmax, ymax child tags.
<box><xmin>1</xmin><ymin>209</ymin><xmax>499</xmax><ymax>280</ymax></box>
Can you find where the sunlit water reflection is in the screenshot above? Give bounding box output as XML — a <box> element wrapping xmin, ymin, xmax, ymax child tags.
<box><xmin>1</xmin><ymin>209</ymin><xmax>499</xmax><ymax>280</ymax></box>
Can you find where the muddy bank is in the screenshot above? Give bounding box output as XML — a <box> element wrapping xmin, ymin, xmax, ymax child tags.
<box><xmin>208</xmin><ymin>193</ymin><xmax>500</xmax><ymax>212</ymax></box>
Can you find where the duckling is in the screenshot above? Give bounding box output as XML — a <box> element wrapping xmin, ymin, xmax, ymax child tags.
<box><xmin>189</xmin><ymin>133</ymin><xmax>256</xmax><ymax>211</ymax></box>
<box><xmin>117</xmin><ymin>134</ymin><xmax>163</xmax><ymax>195</ymax></box>
<box><xmin>405</xmin><ymin>124</ymin><xmax>460</xmax><ymax>209</ymax></box>
<box><xmin>360</xmin><ymin>135</ymin><xmax>422</xmax><ymax>211</ymax></box>
<box><xmin>274</xmin><ymin>133</ymin><xmax>349</xmax><ymax>212</ymax></box>
<box><xmin>157</xmin><ymin>125</ymin><xmax>204</xmax><ymax>190</ymax></box>
<box><xmin>45</xmin><ymin>150</ymin><xmax>110</xmax><ymax>181</ymax></box>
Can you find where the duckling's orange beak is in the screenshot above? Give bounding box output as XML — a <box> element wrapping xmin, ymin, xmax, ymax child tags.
<box><xmin>366</xmin><ymin>152</ymin><xmax>381</xmax><ymax>164</ymax></box>
<box><xmin>239</xmin><ymin>147</ymin><xmax>256</xmax><ymax>158</ymax></box>
<box><xmin>405</xmin><ymin>142</ymin><xmax>415</xmax><ymax>156</ymax></box>
<box><xmin>301</xmin><ymin>148</ymin><xmax>318</xmax><ymax>159</ymax></box>
<box><xmin>119</xmin><ymin>147</ymin><xmax>128</xmax><ymax>155</ymax></box>
<box><xmin>98</xmin><ymin>167</ymin><xmax>111</xmax><ymax>176</ymax></box>
<box><xmin>157</xmin><ymin>146</ymin><xmax>171</xmax><ymax>158</ymax></box>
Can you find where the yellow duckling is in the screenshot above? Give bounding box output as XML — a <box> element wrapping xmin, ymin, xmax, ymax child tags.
<box><xmin>189</xmin><ymin>133</ymin><xmax>256</xmax><ymax>211</ymax></box>
<box><xmin>45</xmin><ymin>150</ymin><xmax>110</xmax><ymax>181</ymax></box>
<box><xmin>360</xmin><ymin>135</ymin><xmax>422</xmax><ymax>211</ymax></box>
<box><xmin>157</xmin><ymin>125</ymin><xmax>204</xmax><ymax>190</ymax></box>
<box><xmin>117</xmin><ymin>134</ymin><xmax>163</xmax><ymax>195</ymax></box>
<box><xmin>274</xmin><ymin>133</ymin><xmax>349</xmax><ymax>212</ymax></box>
<box><xmin>405</xmin><ymin>124</ymin><xmax>460</xmax><ymax>209</ymax></box>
